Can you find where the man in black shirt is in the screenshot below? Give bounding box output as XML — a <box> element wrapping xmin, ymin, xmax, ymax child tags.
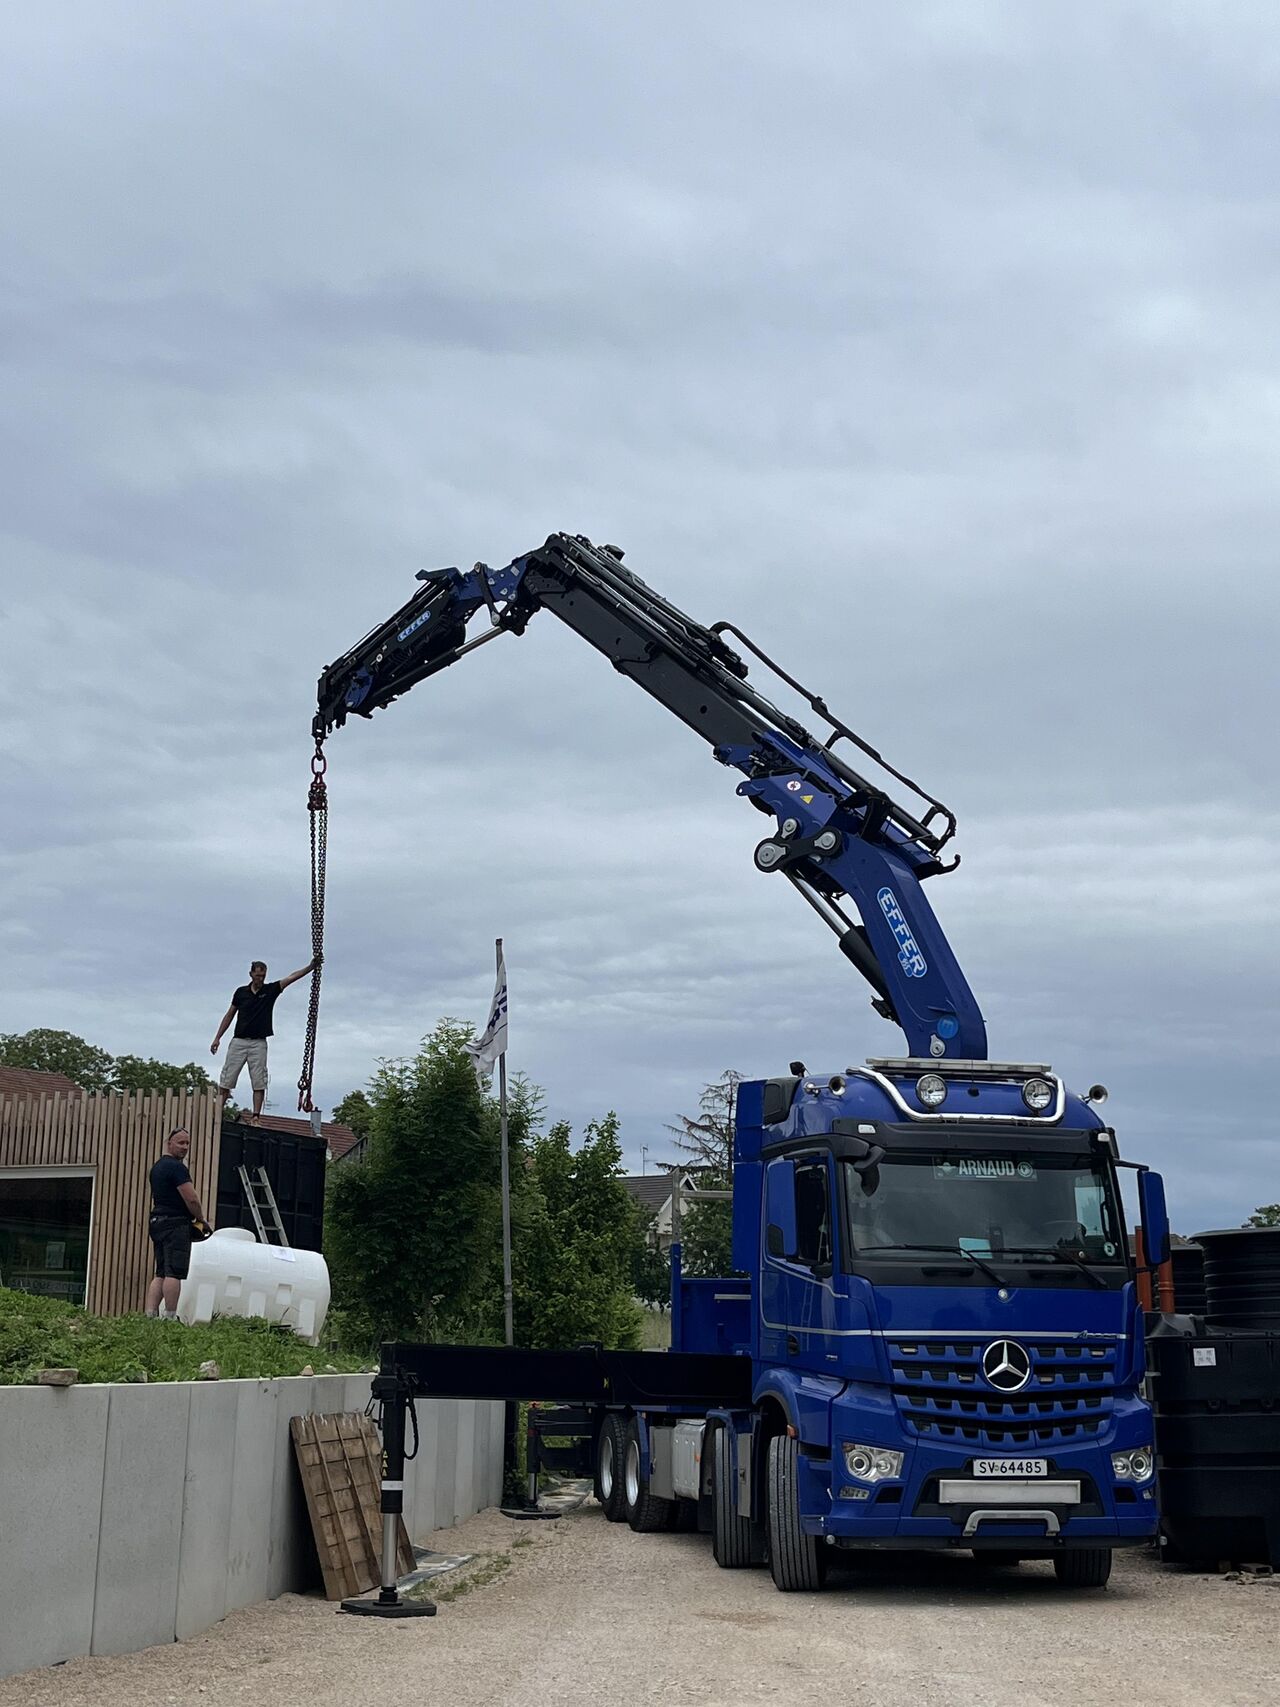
<box><xmin>145</xmin><ymin>1128</ymin><xmax>208</xmax><ymax>1317</ymax></box>
<box><xmin>211</xmin><ymin>956</ymin><xmax>317</xmax><ymax>1123</ymax></box>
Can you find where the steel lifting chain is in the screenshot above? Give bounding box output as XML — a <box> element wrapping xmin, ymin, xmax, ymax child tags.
<box><xmin>298</xmin><ymin>732</ymin><xmax>328</xmax><ymax>1112</ymax></box>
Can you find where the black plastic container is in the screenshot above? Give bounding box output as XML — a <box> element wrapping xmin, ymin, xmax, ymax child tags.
<box><xmin>1170</xmin><ymin>1243</ymin><xmax>1206</xmax><ymax>1317</ymax></box>
<box><xmin>215</xmin><ymin>1120</ymin><xmax>326</xmax><ymax>1251</ymax></box>
<box><xmin>1150</xmin><ymin>1326</ymin><xmax>1280</xmax><ymax>1568</ymax></box>
<box><xmin>1197</xmin><ymin>1227</ymin><xmax>1280</xmax><ymax>1331</ymax></box>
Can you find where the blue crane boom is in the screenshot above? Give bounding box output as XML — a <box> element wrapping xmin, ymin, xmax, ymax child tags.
<box><xmin>314</xmin><ymin>532</ymin><xmax>987</xmax><ymax>1061</ymax></box>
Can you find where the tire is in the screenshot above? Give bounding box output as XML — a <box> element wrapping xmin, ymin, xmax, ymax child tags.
<box><xmin>711</xmin><ymin>1425</ymin><xmax>753</xmax><ymax>1568</ymax></box>
<box><xmin>1054</xmin><ymin>1548</ymin><xmax>1113</xmax><ymax>1588</ymax></box>
<box><xmin>625</xmin><ymin>1418</ymin><xmax>674</xmax><ymax>1533</ymax></box>
<box><xmin>596</xmin><ymin>1414</ymin><xmax>628</xmax><ymax>1523</ymax></box>
<box><xmin>766</xmin><ymin>1434</ymin><xmax>826</xmax><ymax>1592</ymax></box>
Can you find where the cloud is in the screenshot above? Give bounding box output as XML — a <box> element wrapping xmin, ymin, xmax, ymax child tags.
<box><xmin>1</xmin><ymin>2</ymin><xmax>1277</xmax><ymax>1234</ymax></box>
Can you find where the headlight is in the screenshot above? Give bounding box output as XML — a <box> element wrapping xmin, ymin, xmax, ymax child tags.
<box><xmin>916</xmin><ymin>1073</ymin><xmax>947</xmax><ymax>1110</ymax></box>
<box><xmin>1022</xmin><ymin>1076</ymin><xmax>1054</xmax><ymax>1112</ymax></box>
<box><xmin>1112</xmin><ymin>1448</ymin><xmax>1154</xmax><ymax>1481</ymax></box>
<box><xmin>842</xmin><ymin>1442</ymin><xmax>904</xmax><ymax>1483</ymax></box>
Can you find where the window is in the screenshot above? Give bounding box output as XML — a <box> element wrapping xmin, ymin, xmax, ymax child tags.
<box><xmin>843</xmin><ymin>1152</ymin><xmax>1124</xmax><ymax>1272</ymax></box>
<box><xmin>794</xmin><ymin>1161</ymin><xmax>833</xmax><ymax>1268</ymax></box>
<box><xmin>0</xmin><ymin>1171</ymin><xmax>94</xmax><ymax>1306</ymax></box>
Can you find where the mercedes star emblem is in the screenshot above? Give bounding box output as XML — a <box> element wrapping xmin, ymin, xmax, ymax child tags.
<box><xmin>982</xmin><ymin>1339</ymin><xmax>1032</xmax><ymax>1393</ymax></box>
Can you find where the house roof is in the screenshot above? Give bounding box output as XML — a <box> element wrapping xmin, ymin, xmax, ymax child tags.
<box><xmin>620</xmin><ymin>1172</ymin><xmax>692</xmax><ymax>1212</ymax></box>
<box><xmin>249</xmin><ymin>1113</ymin><xmax>360</xmax><ymax>1158</ymax></box>
<box><xmin>0</xmin><ymin>1066</ymin><xmax>84</xmax><ymax>1100</ymax></box>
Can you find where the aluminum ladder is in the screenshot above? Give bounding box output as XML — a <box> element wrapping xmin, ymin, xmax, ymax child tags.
<box><xmin>237</xmin><ymin>1164</ymin><xmax>290</xmax><ymax>1246</ymax></box>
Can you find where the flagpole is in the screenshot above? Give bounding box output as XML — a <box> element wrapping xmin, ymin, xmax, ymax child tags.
<box><xmin>497</xmin><ymin>937</ymin><xmax>514</xmax><ymax>1350</ymax></box>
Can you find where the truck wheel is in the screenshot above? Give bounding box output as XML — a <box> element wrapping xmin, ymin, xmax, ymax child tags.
<box><xmin>766</xmin><ymin>1434</ymin><xmax>826</xmax><ymax>1591</ymax></box>
<box><xmin>625</xmin><ymin>1418</ymin><xmax>674</xmax><ymax>1533</ymax></box>
<box><xmin>596</xmin><ymin>1414</ymin><xmax>628</xmax><ymax>1523</ymax></box>
<box><xmin>711</xmin><ymin>1424</ymin><xmax>753</xmax><ymax>1568</ymax></box>
<box><xmin>1054</xmin><ymin>1549</ymin><xmax>1112</xmax><ymax>1588</ymax></box>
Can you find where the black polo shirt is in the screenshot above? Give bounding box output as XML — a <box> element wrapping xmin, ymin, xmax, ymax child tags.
<box><xmin>231</xmin><ymin>980</ymin><xmax>283</xmax><ymax>1039</ymax></box>
<box><xmin>150</xmin><ymin>1155</ymin><xmax>191</xmax><ymax>1218</ymax></box>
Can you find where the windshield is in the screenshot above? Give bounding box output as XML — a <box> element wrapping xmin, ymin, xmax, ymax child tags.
<box><xmin>843</xmin><ymin>1152</ymin><xmax>1125</xmax><ymax>1270</ymax></box>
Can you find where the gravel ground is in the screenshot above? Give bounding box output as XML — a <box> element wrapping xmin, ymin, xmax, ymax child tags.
<box><xmin>4</xmin><ymin>1504</ymin><xmax>1278</xmax><ymax>1707</ymax></box>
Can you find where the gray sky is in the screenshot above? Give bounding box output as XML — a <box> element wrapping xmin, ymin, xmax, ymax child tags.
<box><xmin>1</xmin><ymin>2</ymin><xmax>1277</xmax><ymax>1231</ymax></box>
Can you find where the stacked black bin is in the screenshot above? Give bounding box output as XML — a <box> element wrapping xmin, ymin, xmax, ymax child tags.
<box><xmin>1151</xmin><ymin>1228</ymin><xmax>1280</xmax><ymax>1569</ymax></box>
<box><xmin>1169</xmin><ymin>1242</ymin><xmax>1206</xmax><ymax>1317</ymax></box>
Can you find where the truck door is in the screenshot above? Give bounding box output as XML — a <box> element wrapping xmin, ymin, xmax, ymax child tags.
<box><xmin>761</xmin><ymin>1155</ymin><xmax>842</xmax><ymax>1368</ymax></box>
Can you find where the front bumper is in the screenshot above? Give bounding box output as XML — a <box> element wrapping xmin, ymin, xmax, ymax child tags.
<box><xmin>798</xmin><ymin>1393</ymin><xmax>1158</xmax><ymax>1552</ymax></box>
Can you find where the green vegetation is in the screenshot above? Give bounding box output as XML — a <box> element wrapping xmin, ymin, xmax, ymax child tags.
<box><xmin>326</xmin><ymin>1020</ymin><xmax>651</xmax><ymax>1352</ymax></box>
<box><xmin>430</xmin><ymin>1551</ymin><xmax>512</xmax><ymax>1603</ymax></box>
<box><xmin>0</xmin><ymin>1287</ymin><xmax>367</xmax><ymax>1386</ymax></box>
<box><xmin>640</xmin><ymin>1307</ymin><xmax>672</xmax><ymax>1350</ymax></box>
<box><xmin>0</xmin><ymin>1027</ymin><xmax>211</xmax><ymax>1094</ymax></box>
<box><xmin>326</xmin><ymin>1019</ymin><xmax>514</xmax><ymax>1345</ymax></box>
<box><xmin>669</xmin><ymin>1070</ymin><xmax>741</xmax><ymax>1278</ymax></box>
<box><xmin>631</xmin><ymin>1207</ymin><xmax>671</xmax><ymax>1312</ymax></box>
<box><xmin>333</xmin><ymin>1089</ymin><xmax>374</xmax><ymax>1141</ymax></box>
<box><xmin>1248</xmin><ymin>1205</ymin><xmax>1280</xmax><ymax>1228</ymax></box>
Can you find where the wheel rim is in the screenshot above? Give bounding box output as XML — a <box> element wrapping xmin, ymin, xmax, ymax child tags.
<box><xmin>600</xmin><ymin>1434</ymin><xmax>615</xmax><ymax>1500</ymax></box>
<box><xmin>625</xmin><ymin>1438</ymin><xmax>641</xmax><ymax>1507</ymax></box>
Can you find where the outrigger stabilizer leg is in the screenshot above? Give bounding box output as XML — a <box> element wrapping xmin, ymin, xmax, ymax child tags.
<box><xmin>340</xmin><ymin>1368</ymin><xmax>436</xmax><ymax>1617</ymax></box>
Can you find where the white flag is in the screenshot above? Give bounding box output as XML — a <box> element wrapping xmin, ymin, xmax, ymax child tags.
<box><xmin>465</xmin><ymin>946</ymin><xmax>508</xmax><ymax>1087</ymax></box>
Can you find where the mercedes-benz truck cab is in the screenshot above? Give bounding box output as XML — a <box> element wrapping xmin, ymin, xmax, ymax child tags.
<box><xmin>727</xmin><ymin>1058</ymin><xmax>1163</xmax><ymax>1586</ymax></box>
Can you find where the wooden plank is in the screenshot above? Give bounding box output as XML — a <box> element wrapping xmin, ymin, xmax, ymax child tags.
<box><xmin>291</xmin><ymin>1413</ymin><xmax>414</xmax><ymax>1600</ymax></box>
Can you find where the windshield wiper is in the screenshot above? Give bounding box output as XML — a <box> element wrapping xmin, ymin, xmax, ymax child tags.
<box><xmin>858</xmin><ymin>1243</ymin><xmax>1011</xmax><ymax>1287</ymax></box>
<box><xmin>999</xmin><ymin>1246</ymin><xmax>1109</xmax><ymax>1289</ymax></box>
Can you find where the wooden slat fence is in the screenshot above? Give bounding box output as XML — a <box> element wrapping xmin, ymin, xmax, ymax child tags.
<box><xmin>0</xmin><ymin>1089</ymin><xmax>220</xmax><ymax>1316</ymax></box>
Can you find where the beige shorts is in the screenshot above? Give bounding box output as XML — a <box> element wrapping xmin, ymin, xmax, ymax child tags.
<box><xmin>219</xmin><ymin>1037</ymin><xmax>268</xmax><ymax>1093</ymax></box>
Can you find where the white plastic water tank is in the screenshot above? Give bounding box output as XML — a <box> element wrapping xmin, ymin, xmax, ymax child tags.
<box><xmin>177</xmin><ymin>1228</ymin><xmax>331</xmax><ymax>1345</ymax></box>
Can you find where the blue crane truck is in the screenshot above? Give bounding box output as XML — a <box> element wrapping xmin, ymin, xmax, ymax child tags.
<box><xmin>314</xmin><ymin>533</ymin><xmax>1170</xmax><ymax>1610</ymax></box>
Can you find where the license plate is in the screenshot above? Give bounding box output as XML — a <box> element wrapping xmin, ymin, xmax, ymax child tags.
<box><xmin>974</xmin><ymin>1458</ymin><xmax>1047</xmax><ymax>1478</ymax></box>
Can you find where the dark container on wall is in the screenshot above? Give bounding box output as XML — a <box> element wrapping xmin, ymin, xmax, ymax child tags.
<box><xmin>1197</xmin><ymin>1227</ymin><xmax>1280</xmax><ymax>1331</ymax></box>
<box><xmin>1170</xmin><ymin>1243</ymin><xmax>1207</xmax><ymax>1316</ymax></box>
<box><xmin>215</xmin><ymin>1121</ymin><xmax>326</xmax><ymax>1252</ymax></box>
<box><xmin>1150</xmin><ymin>1327</ymin><xmax>1280</xmax><ymax>1569</ymax></box>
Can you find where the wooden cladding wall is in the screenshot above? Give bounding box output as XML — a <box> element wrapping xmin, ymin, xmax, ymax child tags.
<box><xmin>0</xmin><ymin>1090</ymin><xmax>220</xmax><ymax>1317</ymax></box>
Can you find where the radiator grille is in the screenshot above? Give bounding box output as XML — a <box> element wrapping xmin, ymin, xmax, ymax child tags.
<box><xmin>888</xmin><ymin>1339</ymin><xmax>1116</xmax><ymax>1448</ymax></box>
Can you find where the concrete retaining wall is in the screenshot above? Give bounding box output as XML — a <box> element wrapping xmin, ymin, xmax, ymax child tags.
<box><xmin>0</xmin><ymin>1375</ymin><xmax>504</xmax><ymax>1681</ymax></box>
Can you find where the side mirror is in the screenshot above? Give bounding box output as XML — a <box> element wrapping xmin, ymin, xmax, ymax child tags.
<box><xmin>764</xmin><ymin>1157</ymin><xmax>797</xmax><ymax>1262</ymax></box>
<box><xmin>1138</xmin><ymin>1169</ymin><xmax>1171</xmax><ymax>1270</ymax></box>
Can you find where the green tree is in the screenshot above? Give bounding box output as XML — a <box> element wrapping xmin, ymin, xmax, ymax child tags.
<box><xmin>333</xmin><ymin>1089</ymin><xmax>374</xmax><ymax>1142</ymax></box>
<box><xmin>631</xmin><ymin>1206</ymin><xmax>671</xmax><ymax>1311</ymax></box>
<box><xmin>0</xmin><ymin>1029</ymin><xmax>115</xmax><ymax>1092</ymax></box>
<box><xmin>668</xmin><ymin>1071</ymin><xmax>742</xmax><ymax>1278</ymax></box>
<box><xmin>1247</xmin><ymin>1205</ymin><xmax>1280</xmax><ymax>1228</ymax></box>
<box><xmin>325</xmin><ymin>1020</ymin><xmax>503</xmax><ymax>1343</ymax></box>
<box><xmin>112</xmin><ymin>1055</ymin><xmax>211</xmax><ymax>1093</ymax></box>
<box><xmin>514</xmin><ymin>1114</ymin><xmax>643</xmax><ymax>1350</ymax></box>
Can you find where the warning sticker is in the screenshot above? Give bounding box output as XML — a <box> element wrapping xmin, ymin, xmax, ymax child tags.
<box><xmin>1193</xmin><ymin>1347</ymin><xmax>1217</xmax><ymax>1368</ymax></box>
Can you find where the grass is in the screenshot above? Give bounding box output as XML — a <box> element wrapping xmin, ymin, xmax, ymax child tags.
<box><xmin>430</xmin><ymin>1552</ymin><xmax>512</xmax><ymax>1603</ymax></box>
<box><xmin>0</xmin><ymin>1286</ymin><xmax>370</xmax><ymax>1386</ymax></box>
<box><xmin>640</xmin><ymin>1307</ymin><xmax>672</xmax><ymax>1350</ymax></box>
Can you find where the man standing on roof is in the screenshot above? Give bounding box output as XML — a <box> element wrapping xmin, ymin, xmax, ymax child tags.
<box><xmin>211</xmin><ymin>956</ymin><xmax>317</xmax><ymax>1124</ymax></box>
